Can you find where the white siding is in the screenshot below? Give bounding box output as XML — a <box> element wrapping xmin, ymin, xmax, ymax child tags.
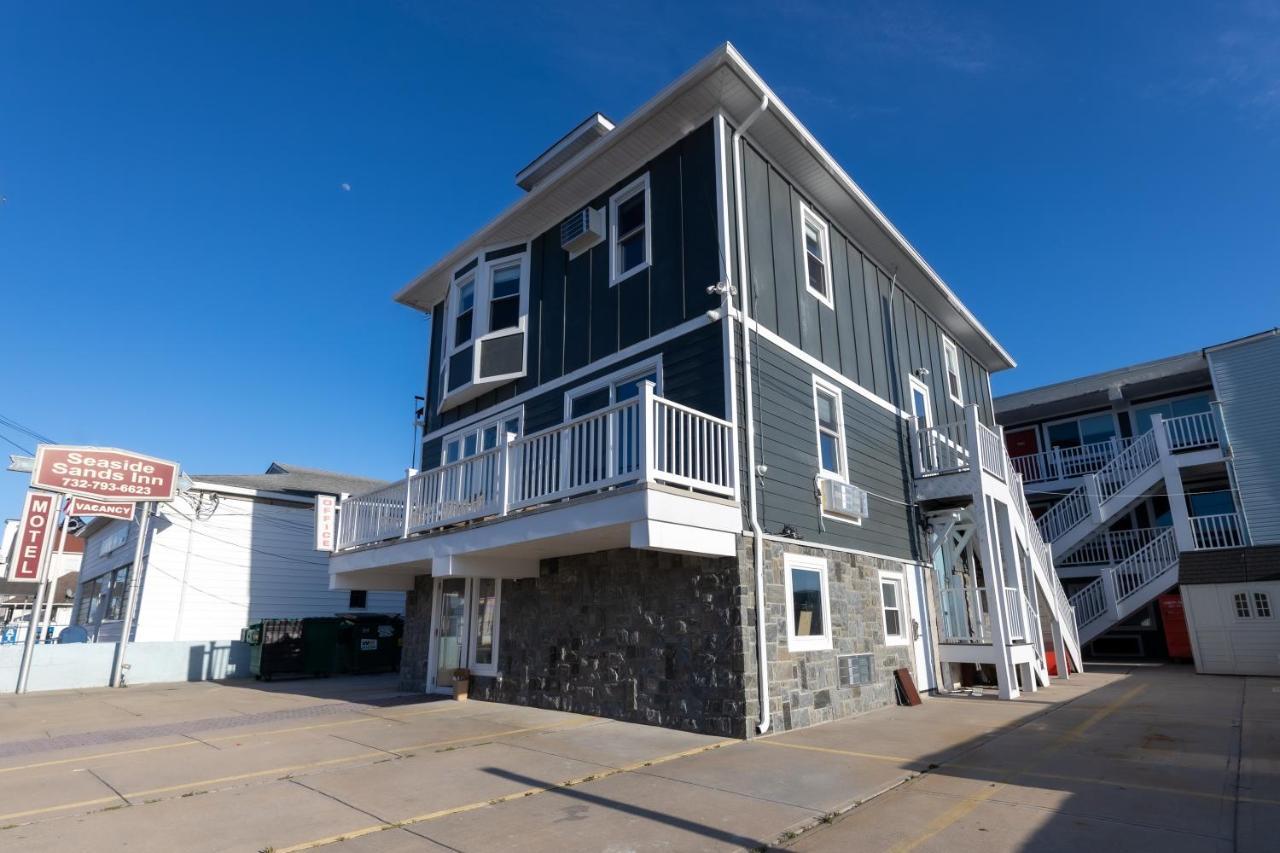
<box><xmin>78</xmin><ymin>493</ymin><xmax>404</xmax><ymax>643</ymax></box>
<box><xmin>1208</xmin><ymin>333</ymin><xmax>1280</xmax><ymax>544</ymax></box>
<box><xmin>1183</xmin><ymin>582</ymin><xmax>1280</xmax><ymax>676</ymax></box>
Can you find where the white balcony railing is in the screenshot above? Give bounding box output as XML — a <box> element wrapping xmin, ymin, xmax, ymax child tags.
<box><xmin>1009</xmin><ymin>437</ymin><xmax>1133</xmax><ymax>484</ymax></box>
<box><xmin>1163</xmin><ymin>411</ymin><xmax>1218</xmax><ymax>452</ymax></box>
<box><xmin>1057</xmin><ymin>527</ymin><xmax>1167</xmax><ymax>567</ymax></box>
<box><xmin>1191</xmin><ymin>513</ymin><xmax>1245</xmax><ymax>550</ymax></box>
<box><xmin>914</xmin><ymin>420</ymin><xmax>970</xmax><ymax>476</ymax></box>
<box><xmin>939</xmin><ymin>586</ymin><xmax>991</xmax><ymax>644</ymax></box>
<box><xmin>1005</xmin><ymin>587</ymin><xmax>1026</xmax><ymax>642</ymax></box>
<box><xmin>336</xmin><ymin>385</ymin><xmax>735</xmax><ymax>551</ymax></box>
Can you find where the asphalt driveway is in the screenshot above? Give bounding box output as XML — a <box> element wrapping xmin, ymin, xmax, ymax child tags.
<box><xmin>0</xmin><ymin>665</ymin><xmax>1274</xmax><ymax>851</ymax></box>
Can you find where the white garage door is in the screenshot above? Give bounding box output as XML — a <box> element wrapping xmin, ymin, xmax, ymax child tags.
<box><xmin>1186</xmin><ymin>583</ymin><xmax>1280</xmax><ymax>676</ymax></box>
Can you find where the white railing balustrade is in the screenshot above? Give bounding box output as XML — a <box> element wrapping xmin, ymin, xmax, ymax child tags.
<box><xmin>1163</xmin><ymin>411</ymin><xmax>1219</xmax><ymax>452</ymax></box>
<box><xmin>1037</xmin><ymin>487</ymin><xmax>1092</xmax><ymax>543</ymax></box>
<box><xmin>1004</xmin><ymin>587</ymin><xmax>1026</xmax><ymax>642</ymax></box>
<box><xmin>1070</xmin><ymin>575</ymin><xmax>1109</xmax><ymax>626</ymax></box>
<box><xmin>977</xmin><ymin>423</ymin><xmax>1007</xmax><ymax>481</ymax></box>
<box><xmin>1113</xmin><ymin>528</ymin><xmax>1179</xmax><ymax>604</ymax></box>
<box><xmin>914</xmin><ymin>420</ymin><xmax>970</xmax><ymax>476</ymax></box>
<box><xmin>335</xmin><ymin>388</ymin><xmax>735</xmax><ymax>551</ymax></box>
<box><xmin>1009</xmin><ymin>438</ymin><xmax>1132</xmax><ymax>484</ymax></box>
<box><xmin>1057</xmin><ymin>527</ymin><xmax>1166</xmax><ymax>567</ymax></box>
<box><xmin>1094</xmin><ymin>430</ymin><xmax>1159</xmax><ymax>504</ymax></box>
<box><xmin>1191</xmin><ymin>513</ymin><xmax>1244</xmax><ymax>550</ymax></box>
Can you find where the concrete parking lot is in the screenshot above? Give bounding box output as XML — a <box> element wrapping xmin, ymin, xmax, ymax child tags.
<box><xmin>0</xmin><ymin>665</ymin><xmax>1273</xmax><ymax>851</ymax></box>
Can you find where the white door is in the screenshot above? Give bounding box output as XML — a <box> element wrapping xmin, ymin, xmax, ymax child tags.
<box><xmin>907</xmin><ymin>564</ymin><xmax>938</xmax><ymax>692</ymax></box>
<box><xmin>427</xmin><ymin>577</ymin><xmax>469</xmax><ymax>693</ymax></box>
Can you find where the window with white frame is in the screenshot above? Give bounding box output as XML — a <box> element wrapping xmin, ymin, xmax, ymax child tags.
<box><xmin>784</xmin><ymin>553</ymin><xmax>832</xmax><ymax>652</ymax></box>
<box><xmin>1234</xmin><ymin>592</ymin><xmax>1252</xmax><ymax>619</ymax></box>
<box><xmin>452</xmin><ymin>276</ymin><xmax>476</xmax><ymax>351</ymax></box>
<box><xmin>469</xmin><ymin>577</ymin><xmax>501</xmax><ymax>676</ymax></box>
<box><xmin>441</xmin><ymin>408</ymin><xmax>523</xmax><ymax>466</ymax></box>
<box><xmin>880</xmin><ymin>573</ymin><xmax>907</xmax><ymax>644</ymax></box>
<box><xmin>440</xmin><ymin>248</ymin><xmax>532</xmax><ymax>407</ymax></box>
<box><xmin>1235</xmin><ymin>590</ymin><xmax>1273</xmax><ymax>619</ymax></box>
<box><xmin>609</xmin><ymin>174</ymin><xmax>650</xmax><ymax>284</ymax></box>
<box><xmin>565</xmin><ymin>359</ymin><xmax>661</xmax><ymax>420</ymax></box>
<box><xmin>488</xmin><ymin>262</ymin><xmax>522</xmax><ymax>333</ymax></box>
<box><xmin>1255</xmin><ymin>592</ymin><xmax>1273</xmax><ymax>618</ymax></box>
<box><xmin>941</xmin><ymin>336</ymin><xmax>964</xmax><ymax>405</ymax></box>
<box><xmin>800</xmin><ymin>203</ymin><xmax>832</xmax><ymax>306</ymax></box>
<box><xmin>813</xmin><ymin>378</ymin><xmax>846</xmax><ymax>479</ymax></box>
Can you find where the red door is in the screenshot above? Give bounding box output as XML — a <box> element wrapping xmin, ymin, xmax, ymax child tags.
<box><xmin>1005</xmin><ymin>427</ymin><xmax>1040</xmax><ymax>457</ymax></box>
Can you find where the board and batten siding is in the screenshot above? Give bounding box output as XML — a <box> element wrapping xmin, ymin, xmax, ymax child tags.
<box><xmin>423</xmin><ymin>120</ymin><xmax>722</xmax><ymax>439</ymax></box>
<box><xmin>737</xmin><ymin>139</ymin><xmax>994</xmax><ymax>429</ymax></box>
<box><xmin>80</xmin><ymin>496</ymin><xmax>404</xmax><ymax>643</ymax></box>
<box><xmin>742</xmin><ymin>336</ymin><xmax>919</xmax><ymax>561</ymax></box>
<box><xmin>1208</xmin><ymin>333</ymin><xmax>1280</xmax><ymax>545</ymax></box>
<box><xmin>424</xmin><ymin>321</ymin><xmax>726</xmax><ymax>465</ymax></box>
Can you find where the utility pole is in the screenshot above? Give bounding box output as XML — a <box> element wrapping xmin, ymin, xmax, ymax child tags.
<box><xmin>109</xmin><ymin>502</ymin><xmax>153</xmax><ymax>688</ymax></box>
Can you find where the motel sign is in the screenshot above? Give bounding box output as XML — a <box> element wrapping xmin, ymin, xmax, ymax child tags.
<box><xmin>32</xmin><ymin>446</ymin><xmax>180</xmax><ymax>502</ymax></box>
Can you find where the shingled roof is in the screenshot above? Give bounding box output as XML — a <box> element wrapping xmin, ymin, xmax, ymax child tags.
<box><xmin>192</xmin><ymin>462</ymin><xmax>388</xmax><ymax>499</ymax></box>
<box><xmin>1179</xmin><ymin>546</ymin><xmax>1280</xmax><ymax>585</ymax></box>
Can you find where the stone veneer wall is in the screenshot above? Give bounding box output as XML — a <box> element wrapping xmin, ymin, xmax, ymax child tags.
<box><xmin>749</xmin><ymin>539</ymin><xmax>916</xmax><ymax>732</ymax></box>
<box><xmin>469</xmin><ymin>548</ymin><xmax>753</xmax><ymax>737</ymax></box>
<box><xmin>397</xmin><ymin>574</ymin><xmax>433</xmax><ymax>692</ymax></box>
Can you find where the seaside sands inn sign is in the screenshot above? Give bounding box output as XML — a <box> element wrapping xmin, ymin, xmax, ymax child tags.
<box><xmin>32</xmin><ymin>446</ymin><xmax>180</xmax><ymax>502</ymax></box>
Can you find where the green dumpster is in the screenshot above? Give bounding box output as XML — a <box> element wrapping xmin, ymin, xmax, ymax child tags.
<box><xmin>244</xmin><ymin>619</ymin><xmax>305</xmax><ymax>681</ymax></box>
<box><xmin>337</xmin><ymin>614</ymin><xmax>404</xmax><ymax>674</ymax></box>
<box><xmin>301</xmin><ymin>617</ymin><xmax>343</xmax><ymax>677</ymax></box>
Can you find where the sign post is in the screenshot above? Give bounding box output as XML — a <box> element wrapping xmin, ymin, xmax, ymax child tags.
<box><xmin>37</xmin><ymin>502</ymin><xmax>74</xmax><ymax>647</ymax></box>
<box><xmin>12</xmin><ymin>446</ymin><xmax>181</xmax><ymax>694</ymax></box>
<box><xmin>14</xmin><ymin>491</ymin><xmax>59</xmax><ymax>693</ymax></box>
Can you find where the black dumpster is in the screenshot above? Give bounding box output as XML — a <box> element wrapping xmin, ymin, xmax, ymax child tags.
<box><xmin>244</xmin><ymin>619</ymin><xmax>305</xmax><ymax>680</ymax></box>
<box><xmin>337</xmin><ymin>614</ymin><xmax>403</xmax><ymax>674</ymax></box>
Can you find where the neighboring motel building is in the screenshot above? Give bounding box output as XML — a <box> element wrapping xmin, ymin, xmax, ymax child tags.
<box><xmin>74</xmin><ymin>463</ymin><xmax>404</xmax><ymax>643</ymax></box>
<box><xmin>995</xmin><ymin>328</ymin><xmax>1280</xmax><ymax>675</ymax></box>
<box><xmin>328</xmin><ymin>44</ymin><xmax>1082</xmax><ymax>737</ymax></box>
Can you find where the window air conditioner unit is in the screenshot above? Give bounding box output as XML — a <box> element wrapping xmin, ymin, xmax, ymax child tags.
<box><xmin>560</xmin><ymin>206</ymin><xmax>604</xmax><ymax>256</ymax></box>
<box><xmin>819</xmin><ymin>477</ymin><xmax>869</xmax><ymax>521</ymax></box>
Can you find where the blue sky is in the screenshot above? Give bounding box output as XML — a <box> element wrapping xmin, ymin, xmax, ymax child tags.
<box><xmin>2</xmin><ymin>1</ymin><xmax>1278</xmax><ymax>516</ymax></box>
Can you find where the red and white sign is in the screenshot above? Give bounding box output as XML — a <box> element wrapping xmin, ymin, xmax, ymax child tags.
<box><xmin>32</xmin><ymin>445</ymin><xmax>180</xmax><ymax>502</ymax></box>
<box><xmin>9</xmin><ymin>491</ymin><xmax>57</xmax><ymax>581</ymax></box>
<box><xmin>67</xmin><ymin>496</ymin><xmax>137</xmax><ymax>522</ymax></box>
<box><xmin>315</xmin><ymin>494</ymin><xmax>337</xmax><ymax>552</ymax></box>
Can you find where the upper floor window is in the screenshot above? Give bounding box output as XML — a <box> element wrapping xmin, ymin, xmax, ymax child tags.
<box><xmin>813</xmin><ymin>377</ymin><xmax>846</xmax><ymax>479</ymax></box>
<box><xmin>610</xmin><ymin>174</ymin><xmax>650</xmax><ymax>284</ymax></box>
<box><xmin>489</xmin><ymin>263</ymin><xmax>521</xmax><ymax>332</ymax></box>
<box><xmin>800</xmin><ymin>203</ymin><xmax>832</xmax><ymax>307</ymax></box>
<box><xmin>442</xmin><ymin>408</ymin><xmax>523</xmax><ymax>466</ymax></box>
<box><xmin>566</xmin><ymin>359</ymin><xmax>662</xmax><ymax>419</ymax></box>
<box><xmin>941</xmin><ymin>335</ymin><xmax>963</xmax><ymax>405</ymax></box>
<box><xmin>453</xmin><ymin>277</ymin><xmax>476</xmax><ymax>350</ymax></box>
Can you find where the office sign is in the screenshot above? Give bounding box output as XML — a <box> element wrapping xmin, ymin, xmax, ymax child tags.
<box><xmin>68</xmin><ymin>496</ymin><xmax>137</xmax><ymax>522</ymax></box>
<box><xmin>315</xmin><ymin>494</ymin><xmax>337</xmax><ymax>552</ymax></box>
<box><xmin>9</xmin><ymin>491</ymin><xmax>57</xmax><ymax>581</ymax></box>
<box><xmin>32</xmin><ymin>445</ymin><xmax>180</xmax><ymax>502</ymax></box>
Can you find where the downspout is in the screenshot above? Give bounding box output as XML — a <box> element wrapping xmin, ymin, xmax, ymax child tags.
<box><xmin>732</xmin><ymin>94</ymin><xmax>771</xmax><ymax>734</ymax></box>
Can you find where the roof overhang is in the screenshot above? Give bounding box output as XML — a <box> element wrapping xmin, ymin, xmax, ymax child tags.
<box><xmin>395</xmin><ymin>43</ymin><xmax>1015</xmax><ymax>373</ymax></box>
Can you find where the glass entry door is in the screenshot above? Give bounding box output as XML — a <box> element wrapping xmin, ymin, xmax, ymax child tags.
<box><xmin>432</xmin><ymin>578</ymin><xmax>468</xmax><ymax>692</ymax></box>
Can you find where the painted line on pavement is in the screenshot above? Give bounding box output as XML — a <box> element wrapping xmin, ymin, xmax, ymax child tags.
<box><xmin>0</xmin><ymin>718</ymin><xmax>592</xmax><ymax>826</ymax></box>
<box><xmin>756</xmin><ymin>739</ymin><xmax>917</xmax><ymax>765</ymax></box>
<box><xmin>275</xmin><ymin>738</ymin><xmax>739</xmax><ymax>852</ymax></box>
<box><xmin>887</xmin><ymin>684</ymin><xmax>1148</xmax><ymax>853</ymax></box>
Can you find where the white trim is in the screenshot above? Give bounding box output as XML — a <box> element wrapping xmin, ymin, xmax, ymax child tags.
<box><xmin>467</xmin><ymin>577</ymin><xmax>502</xmax><ymax>676</ymax></box>
<box><xmin>799</xmin><ymin>201</ymin><xmax>833</xmax><ymax>309</ymax></box>
<box><xmin>908</xmin><ymin>375</ymin><xmax>933</xmax><ymax>428</ymax></box>
<box><xmin>609</xmin><ymin>173</ymin><xmax>652</xmax><ymax>286</ymax></box>
<box><xmin>713</xmin><ymin>113</ymin><xmax>741</xmax><ymax>504</ymax></box>
<box><xmin>446</xmin><ymin>273</ymin><xmax>477</xmax><ymax>358</ymax></box>
<box><xmin>423</xmin><ymin>314</ymin><xmax>715</xmax><ymax>443</ymax></box>
<box><xmin>439</xmin><ymin>406</ymin><xmax>525</xmax><ymax>466</ymax></box>
<box><xmin>760</xmin><ymin>533</ymin><xmax>919</xmax><ymax>568</ymax></box>
<box><xmin>811</xmin><ymin>376</ymin><xmax>847</xmax><ymax>480</ymax></box>
<box><xmin>562</xmin><ymin>356</ymin><xmax>663</xmax><ymax>420</ymax></box>
<box><xmin>783</xmin><ymin>552</ymin><xmax>833</xmax><ymax>652</ymax></box>
<box><xmin>878</xmin><ymin>569</ymin><xmax>909</xmax><ymax>646</ymax></box>
<box><xmin>743</xmin><ymin>316</ymin><xmax>910</xmax><ymax>420</ymax></box>
<box><xmin>941</xmin><ymin>335</ymin><xmax>964</xmax><ymax>406</ymax></box>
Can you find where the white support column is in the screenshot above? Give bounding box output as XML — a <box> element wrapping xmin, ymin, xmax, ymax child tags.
<box><xmin>1151</xmin><ymin>414</ymin><xmax>1196</xmax><ymax>553</ymax></box>
<box><xmin>1049</xmin><ymin>618</ymin><xmax>1068</xmax><ymax>681</ymax></box>
<box><xmin>995</xmin><ymin>500</ymin><xmax>1034</xmax><ymax>692</ymax></box>
<box><xmin>639</xmin><ymin>380</ymin><xmax>658</xmax><ymax>485</ymax></box>
<box><xmin>972</xmin><ymin>494</ymin><xmax>1019</xmax><ymax>700</ymax></box>
<box><xmin>498</xmin><ymin>432</ymin><xmax>515</xmax><ymax>516</ymax></box>
<box><xmin>402</xmin><ymin>468</ymin><xmax>416</xmax><ymax>539</ymax></box>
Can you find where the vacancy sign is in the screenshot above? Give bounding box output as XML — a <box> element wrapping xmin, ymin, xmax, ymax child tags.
<box><xmin>32</xmin><ymin>446</ymin><xmax>180</xmax><ymax>502</ymax></box>
<box><xmin>68</xmin><ymin>496</ymin><xmax>137</xmax><ymax>522</ymax></box>
<box><xmin>315</xmin><ymin>494</ymin><xmax>337</xmax><ymax>552</ymax></box>
<box><xmin>9</xmin><ymin>491</ymin><xmax>57</xmax><ymax>581</ymax></box>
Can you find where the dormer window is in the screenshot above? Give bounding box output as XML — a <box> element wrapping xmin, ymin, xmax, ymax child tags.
<box><xmin>440</xmin><ymin>246</ymin><xmax>531</xmax><ymax>411</ymax></box>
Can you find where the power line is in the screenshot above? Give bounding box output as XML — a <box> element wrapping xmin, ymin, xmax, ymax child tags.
<box><xmin>0</xmin><ymin>413</ymin><xmax>55</xmax><ymax>445</ymax></box>
<box><xmin>0</xmin><ymin>429</ymin><xmax>33</xmax><ymax>456</ymax></box>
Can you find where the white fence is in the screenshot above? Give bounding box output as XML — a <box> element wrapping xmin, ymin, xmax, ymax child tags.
<box><xmin>1009</xmin><ymin>438</ymin><xmax>1131</xmax><ymax>484</ymax></box>
<box><xmin>338</xmin><ymin>386</ymin><xmax>735</xmax><ymax>551</ymax></box>
<box><xmin>1163</xmin><ymin>411</ymin><xmax>1219</xmax><ymax>452</ymax></box>
<box><xmin>1191</xmin><ymin>513</ymin><xmax>1245</xmax><ymax>550</ymax></box>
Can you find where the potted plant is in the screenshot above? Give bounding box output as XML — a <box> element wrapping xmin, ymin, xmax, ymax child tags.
<box><xmin>451</xmin><ymin>667</ymin><xmax>470</xmax><ymax>701</ymax></box>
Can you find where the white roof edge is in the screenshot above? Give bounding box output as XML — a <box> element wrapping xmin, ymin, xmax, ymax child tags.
<box><xmin>515</xmin><ymin>113</ymin><xmax>616</xmax><ymax>191</ymax></box>
<box><xmin>1203</xmin><ymin>327</ymin><xmax>1280</xmax><ymax>355</ymax></box>
<box><xmin>395</xmin><ymin>42</ymin><xmax>1015</xmax><ymax>371</ymax></box>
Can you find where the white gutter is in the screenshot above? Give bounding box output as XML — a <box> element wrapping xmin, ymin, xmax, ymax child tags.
<box><xmin>733</xmin><ymin>94</ymin><xmax>772</xmax><ymax>735</ymax></box>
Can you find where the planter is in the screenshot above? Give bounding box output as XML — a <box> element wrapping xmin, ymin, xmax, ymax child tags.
<box><xmin>451</xmin><ymin>668</ymin><xmax>470</xmax><ymax>701</ymax></box>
